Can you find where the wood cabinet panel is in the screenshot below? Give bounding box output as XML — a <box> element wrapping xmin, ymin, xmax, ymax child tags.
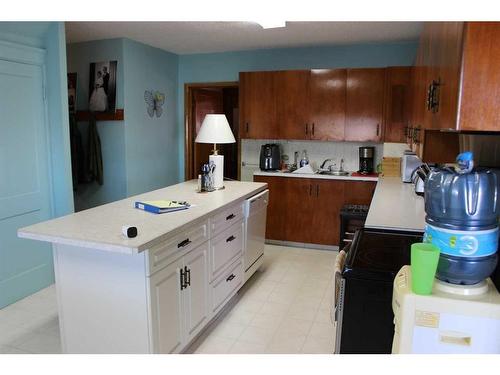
<box><xmin>239</xmin><ymin>71</ymin><xmax>278</xmax><ymax>139</ymax></box>
<box><xmin>276</xmin><ymin>70</ymin><xmax>310</xmax><ymax>140</ymax></box>
<box><xmin>345</xmin><ymin>68</ymin><xmax>385</xmax><ymax>142</ymax></box>
<box><xmin>459</xmin><ymin>22</ymin><xmax>500</xmax><ymax>131</ymax></box>
<box><xmin>253</xmin><ymin>175</ymin><xmax>287</xmax><ymax>241</ymax></box>
<box><xmin>384</xmin><ymin>67</ymin><xmax>411</xmax><ymax>143</ymax></box>
<box><xmin>284</xmin><ymin>178</ymin><xmax>315</xmax><ymax>243</ymax></box>
<box><xmin>311</xmin><ymin>180</ymin><xmax>344</xmax><ymax>245</ymax></box>
<box><xmin>254</xmin><ymin>176</ymin><xmax>376</xmax><ymax>246</ymax></box>
<box><xmin>309</xmin><ymin>69</ymin><xmax>346</xmax><ymax>141</ymax></box>
<box><xmin>343</xmin><ymin>181</ymin><xmax>377</xmax><ymax>206</ymax></box>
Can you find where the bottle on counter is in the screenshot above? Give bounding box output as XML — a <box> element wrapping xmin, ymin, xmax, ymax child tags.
<box><xmin>299</xmin><ymin>150</ymin><xmax>309</xmax><ymax>168</ymax></box>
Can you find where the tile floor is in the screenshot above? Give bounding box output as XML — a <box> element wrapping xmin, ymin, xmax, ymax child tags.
<box><xmin>0</xmin><ymin>244</ymin><xmax>337</xmax><ymax>354</ymax></box>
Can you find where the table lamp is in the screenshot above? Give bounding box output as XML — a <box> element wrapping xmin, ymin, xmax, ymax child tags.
<box><xmin>195</xmin><ymin>114</ymin><xmax>236</xmax><ymax>189</ymax></box>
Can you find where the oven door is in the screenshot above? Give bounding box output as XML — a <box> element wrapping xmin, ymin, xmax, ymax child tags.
<box><xmin>332</xmin><ymin>246</ymin><xmax>349</xmax><ymax>353</ymax></box>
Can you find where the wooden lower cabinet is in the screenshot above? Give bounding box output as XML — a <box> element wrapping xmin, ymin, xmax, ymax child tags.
<box><xmin>254</xmin><ymin>176</ymin><xmax>376</xmax><ymax>246</ymax></box>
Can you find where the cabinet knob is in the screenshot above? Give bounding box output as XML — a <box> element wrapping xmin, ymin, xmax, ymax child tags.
<box><xmin>226</xmin><ymin>235</ymin><xmax>236</xmax><ymax>243</ymax></box>
<box><xmin>226</xmin><ymin>274</ymin><xmax>235</xmax><ymax>282</ymax></box>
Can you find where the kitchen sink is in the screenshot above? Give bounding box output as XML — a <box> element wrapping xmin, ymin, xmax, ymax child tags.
<box><xmin>317</xmin><ymin>170</ymin><xmax>350</xmax><ymax>176</ymax></box>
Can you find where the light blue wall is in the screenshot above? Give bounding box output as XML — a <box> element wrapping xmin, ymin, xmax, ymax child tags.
<box><xmin>123</xmin><ymin>39</ymin><xmax>179</xmax><ymax>194</ymax></box>
<box><xmin>0</xmin><ymin>22</ymin><xmax>72</xmax><ymax>308</ymax></box>
<box><xmin>45</xmin><ymin>23</ymin><xmax>74</xmax><ymax>217</ymax></box>
<box><xmin>177</xmin><ymin>41</ymin><xmax>418</xmax><ymax>176</ymax></box>
<box><xmin>66</xmin><ymin>39</ymin><xmax>127</xmax><ymax>211</ymax></box>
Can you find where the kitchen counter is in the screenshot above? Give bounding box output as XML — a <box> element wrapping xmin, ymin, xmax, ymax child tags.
<box><xmin>18</xmin><ymin>180</ymin><xmax>267</xmax><ymax>254</ymax></box>
<box><xmin>365</xmin><ymin>177</ymin><xmax>425</xmax><ymax>232</ymax></box>
<box><xmin>254</xmin><ymin>170</ymin><xmax>379</xmax><ymax>182</ymax></box>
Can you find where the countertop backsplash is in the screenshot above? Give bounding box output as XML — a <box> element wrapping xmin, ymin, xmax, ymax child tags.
<box><xmin>241</xmin><ymin>139</ymin><xmax>386</xmax><ymax>182</ymax></box>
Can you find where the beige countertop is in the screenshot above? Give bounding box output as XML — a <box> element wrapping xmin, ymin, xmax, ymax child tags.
<box><xmin>365</xmin><ymin>177</ymin><xmax>425</xmax><ymax>232</ymax></box>
<box><xmin>253</xmin><ymin>170</ymin><xmax>379</xmax><ymax>182</ymax></box>
<box><xmin>18</xmin><ymin>180</ymin><xmax>267</xmax><ymax>254</ymax></box>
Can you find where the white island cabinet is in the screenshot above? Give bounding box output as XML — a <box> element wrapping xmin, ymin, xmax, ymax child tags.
<box><xmin>18</xmin><ymin>180</ymin><xmax>268</xmax><ymax>353</ymax></box>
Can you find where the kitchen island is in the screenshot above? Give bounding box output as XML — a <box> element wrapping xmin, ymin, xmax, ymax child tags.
<box><xmin>18</xmin><ymin>180</ymin><xmax>268</xmax><ymax>353</ymax></box>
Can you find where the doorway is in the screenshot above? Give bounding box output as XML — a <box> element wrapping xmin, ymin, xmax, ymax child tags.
<box><xmin>184</xmin><ymin>82</ymin><xmax>239</xmax><ymax>181</ymax></box>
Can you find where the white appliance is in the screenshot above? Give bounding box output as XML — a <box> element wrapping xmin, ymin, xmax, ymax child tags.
<box><xmin>243</xmin><ymin>189</ymin><xmax>269</xmax><ymax>281</ymax></box>
<box><xmin>401</xmin><ymin>151</ymin><xmax>422</xmax><ymax>183</ymax></box>
<box><xmin>392</xmin><ymin>265</ymin><xmax>500</xmax><ymax>354</ymax></box>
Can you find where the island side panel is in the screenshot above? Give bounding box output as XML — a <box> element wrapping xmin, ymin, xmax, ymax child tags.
<box><xmin>53</xmin><ymin>244</ymin><xmax>151</xmax><ymax>353</ymax></box>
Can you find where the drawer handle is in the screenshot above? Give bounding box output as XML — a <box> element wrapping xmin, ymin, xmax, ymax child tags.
<box><xmin>226</xmin><ymin>235</ymin><xmax>236</xmax><ymax>243</ymax></box>
<box><xmin>343</xmin><ymin>239</ymin><xmax>353</xmax><ymax>243</ymax></box>
<box><xmin>185</xmin><ymin>266</ymin><xmax>191</xmax><ymax>287</ymax></box>
<box><xmin>226</xmin><ymin>213</ymin><xmax>236</xmax><ymax>221</ymax></box>
<box><xmin>345</xmin><ymin>232</ymin><xmax>355</xmax><ymax>236</ymax></box>
<box><xmin>177</xmin><ymin>238</ymin><xmax>192</xmax><ymax>248</ymax></box>
<box><xmin>226</xmin><ymin>274</ymin><xmax>235</xmax><ymax>282</ymax></box>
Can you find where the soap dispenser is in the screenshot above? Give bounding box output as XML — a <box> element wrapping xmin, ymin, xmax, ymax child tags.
<box><xmin>299</xmin><ymin>150</ymin><xmax>309</xmax><ymax>168</ymax></box>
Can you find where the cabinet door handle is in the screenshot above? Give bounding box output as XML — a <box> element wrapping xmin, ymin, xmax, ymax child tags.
<box><xmin>305</xmin><ymin>123</ymin><xmax>308</xmax><ymax>135</ymax></box>
<box><xmin>226</xmin><ymin>274</ymin><xmax>235</xmax><ymax>282</ymax></box>
<box><xmin>226</xmin><ymin>235</ymin><xmax>236</xmax><ymax>243</ymax></box>
<box><xmin>376</xmin><ymin>123</ymin><xmax>380</xmax><ymax>137</ymax></box>
<box><xmin>185</xmin><ymin>266</ymin><xmax>191</xmax><ymax>287</ymax></box>
<box><xmin>226</xmin><ymin>213</ymin><xmax>235</xmax><ymax>221</ymax></box>
<box><xmin>246</xmin><ymin>122</ymin><xmax>249</xmax><ymax>133</ymax></box>
<box><xmin>312</xmin><ymin>123</ymin><xmax>315</xmax><ymax>137</ymax></box>
<box><xmin>316</xmin><ymin>184</ymin><xmax>319</xmax><ymax>198</ymax></box>
<box><xmin>177</xmin><ymin>238</ymin><xmax>191</xmax><ymax>248</ymax></box>
<box><xmin>180</xmin><ymin>268</ymin><xmax>186</xmax><ymax>290</ymax></box>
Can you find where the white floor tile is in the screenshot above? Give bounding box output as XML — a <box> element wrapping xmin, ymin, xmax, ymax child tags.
<box><xmin>0</xmin><ymin>245</ymin><xmax>336</xmax><ymax>355</ymax></box>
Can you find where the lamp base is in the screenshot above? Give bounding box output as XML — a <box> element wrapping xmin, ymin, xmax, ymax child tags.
<box><xmin>209</xmin><ymin>154</ymin><xmax>224</xmax><ymax>189</ymax></box>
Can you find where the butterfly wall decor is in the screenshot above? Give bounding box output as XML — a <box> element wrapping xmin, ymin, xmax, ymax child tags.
<box><xmin>144</xmin><ymin>90</ymin><xmax>166</xmax><ymax>118</ymax></box>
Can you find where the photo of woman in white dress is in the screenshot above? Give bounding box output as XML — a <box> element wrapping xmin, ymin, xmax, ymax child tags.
<box><xmin>88</xmin><ymin>61</ymin><xmax>117</xmax><ymax>113</ymax></box>
<box><xmin>89</xmin><ymin>71</ymin><xmax>108</xmax><ymax>112</ymax></box>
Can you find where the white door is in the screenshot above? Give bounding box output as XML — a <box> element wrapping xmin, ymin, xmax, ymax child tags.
<box><xmin>0</xmin><ymin>58</ymin><xmax>53</xmax><ymax>308</ymax></box>
<box><xmin>183</xmin><ymin>242</ymin><xmax>209</xmax><ymax>342</ymax></box>
<box><xmin>149</xmin><ymin>258</ymin><xmax>185</xmax><ymax>353</ymax></box>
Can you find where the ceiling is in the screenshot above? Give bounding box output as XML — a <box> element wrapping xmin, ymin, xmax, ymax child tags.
<box><xmin>65</xmin><ymin>21</ymin><xmax>423</xmax><ymax>55</ymax></box>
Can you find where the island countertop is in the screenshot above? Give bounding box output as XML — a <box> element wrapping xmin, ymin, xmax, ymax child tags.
<box><xmin>18</xmin><ymin>180</ymin><xmax>267</xmax><ymax>254</ymax></box>
<box><xmin>364</xmin><ymin>177</ymin><xmax>425</xmax><ymax>232</ymax></box>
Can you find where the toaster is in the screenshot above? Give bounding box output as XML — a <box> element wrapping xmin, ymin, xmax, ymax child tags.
<box><xmin>401</xmin><ymin>151</ymin><xmax>422</xmax><ymax>183</ymax></box>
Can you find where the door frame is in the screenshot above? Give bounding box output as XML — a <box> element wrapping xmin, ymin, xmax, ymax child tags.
<box><xmin>184</xmin><ymin>81</ymin><xmax>239</xmax><ymax>181</ymax></box>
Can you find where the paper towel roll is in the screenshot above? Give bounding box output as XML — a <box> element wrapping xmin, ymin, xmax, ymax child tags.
<box><xmin>209</xmin><ymin>154</ymin><xmax>224</xmax><ymax>189</ymax></box>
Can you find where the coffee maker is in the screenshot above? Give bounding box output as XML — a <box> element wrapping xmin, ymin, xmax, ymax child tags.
<box><xmin>359</xmin><ymin>147</ymin><xmax>375</xmax><ymax>174</ymax></box>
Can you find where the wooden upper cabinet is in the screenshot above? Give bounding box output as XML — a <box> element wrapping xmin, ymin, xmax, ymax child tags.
<box><xmin>413</xmin><ymin>22</ymin><xmax>500</xmax><ymax>132</ymax></box>
<box><xmin>459</xmin><ymin>22</ymin><xmax>500</xmax><ymax>131</ymax></box>
<box><xmin>275</xmin><ymin>70</ymin><xmax>310</xmax><ymax>140</ymax></box>
<box><xmin>384</xmin><ymin>67</ymin><xmax>411</xmax><ymax>143</ymax></box>
<box><xmin>239</xmin><ymin>71</ymin><xmax>279</xmax><ymax>139</ymax></box>
<box><xmin>309</xmin><ymin>69</ymin><xmax>346</xmax><ymax>141</ymax></box>
<box><xmin>345</xmin><ymin>68</ymin><xmax>386</xmax><ymax>142</ymax></box>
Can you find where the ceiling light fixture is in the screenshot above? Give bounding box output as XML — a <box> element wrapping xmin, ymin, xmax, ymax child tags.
<box><xmin>256</xmin><ymin>21</ymin><xmax>287</xmax><ymax>29</ymax></box>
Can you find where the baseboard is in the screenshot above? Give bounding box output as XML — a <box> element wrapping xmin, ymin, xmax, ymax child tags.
<box><xmin>265</xmin><ymin>239</ymin><xmax>339</xmax><ymax>251</ymax></box>
<box><xmin>0</xmin><ymin>262</ymin><xmax>54</xmax><ymax>309</ymax></box>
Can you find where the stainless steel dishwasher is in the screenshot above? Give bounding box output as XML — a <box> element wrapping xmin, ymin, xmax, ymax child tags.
<box><xmin>243</xmin><ymin>189</ymin><xmax>269</xmax><ymax>282</ymax></box>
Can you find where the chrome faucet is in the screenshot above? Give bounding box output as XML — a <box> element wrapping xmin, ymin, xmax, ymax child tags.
<box><xmin>340</xmin><ymin>158</ymin><xmax>345</xmax><ymax>172</ymax></box>
<box><xmin>320</xmin><ymin>158</ymin><xmax>335</xmax><ymax>170</ymax></box>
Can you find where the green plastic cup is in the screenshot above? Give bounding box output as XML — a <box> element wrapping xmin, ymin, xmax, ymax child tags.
<box><xmin>411</xmin><ymin>243</ymin><xmax>440</xmax><ymax>295</ymax></box>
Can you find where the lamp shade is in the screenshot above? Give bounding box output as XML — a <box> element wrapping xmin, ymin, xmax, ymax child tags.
<box><xmin>195</xmin><ymin>114</ymin><xmax>236</xmax><ymax>144</ymax></box>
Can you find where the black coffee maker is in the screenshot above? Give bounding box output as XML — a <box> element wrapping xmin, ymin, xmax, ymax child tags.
<box><xmin>359</xmin><ymin>147</ymin><xmax>375</xmax><ymax>174</ymax></box>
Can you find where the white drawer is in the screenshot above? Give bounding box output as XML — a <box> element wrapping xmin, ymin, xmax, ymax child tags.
<box><xmin>210</xmin><ymin>259</ymin><xmax>243</xmax><ymax>315</ymax></box>
<box><xmin>210</xmin><ymin>202</ymin><xmax>244</xmax><ymax>238</ymax></box>
<box><xmin>146</xmin><ymin>219</ymin><xmax>208</xmax><ymax>276</ymax></box>
<box><xmin>209</xmin><ymin>220</ymin><xmax>244</xmax><ymax>282</ymax></box>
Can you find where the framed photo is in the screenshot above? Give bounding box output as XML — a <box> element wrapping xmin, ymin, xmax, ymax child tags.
<box><xmin>88</xmin><ymin>61</ymin><xmax>117</xmax><ymax>112</ymax></box>
<box><xmin>67</xmin><ymin>72</ymin><xmax>77</xmax><ymax>114</ymax></box>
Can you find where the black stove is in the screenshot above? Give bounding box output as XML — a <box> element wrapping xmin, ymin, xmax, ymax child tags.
<box><xmin>335</xmin><ymin>228</ymin><xmax>423</xmax><ymax>354</ymax></box>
